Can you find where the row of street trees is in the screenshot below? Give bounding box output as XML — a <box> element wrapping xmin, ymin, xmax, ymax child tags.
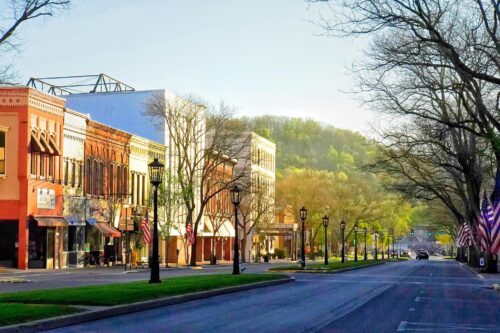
<box><xmin>310</xmin><ymin>0</ymin><xmax>500</xmax><ymax>261</ymax></box>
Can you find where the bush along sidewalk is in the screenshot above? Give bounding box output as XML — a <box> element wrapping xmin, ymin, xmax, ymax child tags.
<box><xmin>0</xmin><ymin>273</ymin><xmax>289</xmax><ymax>327</ymax></box>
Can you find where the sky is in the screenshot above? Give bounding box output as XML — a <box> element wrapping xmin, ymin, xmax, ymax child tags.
<box><xmin>12</xmin><ymin>0</ymin><xmax>375</xmax><ymax>134</ymax></box>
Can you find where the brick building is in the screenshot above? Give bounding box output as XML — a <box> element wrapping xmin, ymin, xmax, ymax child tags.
<box><xmin>0</xmin><ymin>87</ymin><xmax>66</xmax><ymax>269</ymax></box>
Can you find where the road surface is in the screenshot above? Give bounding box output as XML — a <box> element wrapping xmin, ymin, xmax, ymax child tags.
<box><xmin>44</xmin><ymin>259</ymin><xmax>500</xmax><ymax>332</ymax></box>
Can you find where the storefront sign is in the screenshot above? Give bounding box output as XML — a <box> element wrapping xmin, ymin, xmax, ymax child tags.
<box><xmin>37</xmin><ymin>188</ymin><xmax>55</xmax><ymax>209</ymax></box>
<box><xmin>480</xmin><ymin>257</ymin><xmax>485</xmax><ymax>267</ymax></box>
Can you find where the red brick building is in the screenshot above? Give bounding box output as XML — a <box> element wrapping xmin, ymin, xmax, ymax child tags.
<box><xmin>0</xmin><ymin>87</ymin><xmax>65</xmax><ymax>269</ymax></box>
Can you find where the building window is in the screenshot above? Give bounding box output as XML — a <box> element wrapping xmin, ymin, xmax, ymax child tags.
<box><xmin>116</xmin><ymin>165</ymin><xmax>122</xmax><ymax>196</ymax></box>
<box><xmin>99</xmin><ymin>162</ymin><xmax>104</xmax><ymax>196</ymax></box>
<box><xmin>141</xmin><ymin>174</ymin><xmax>146</xmax><ymax>206</ymax></box>
<box><xmin>109</xmin><ymin>164</ymin><xmax>114</xmax><ymax>195</ymax></box>
<box><xmin>39</xmin><ymin>154</ymin><xmax>46</xmax><ymax>178</ymax></box>
<box><xmin>93</xmin><ymin>160</ymin><xmax>98</xmax><ymax>196</ymax></box>
<box><xmin>71</xmin><ymin>161</ymin><xmax>76</xmax><ymax>186</ymax></box>
<box><xmin>86</xmin><ymin>159</ymin><xmax>91</xmax><ymax>194</ymax></box>
<box><xmin>63</xmin><ymin>160</ymin><xmax>68</xmax><ymax>184</ymax></box>
<box><xmin>78</xmin><ymin>163</ymin><xmax>83</xmax><ymax>188</ymax></box>
<box><xmin>0</xmin><ymin>131</ymin><xmax>5</xmax><ymax>175</ymax></box>
<box><xmin>48</xmin><ymin>156</ymin><xmax>54</xmax><ymax>179</ymax></box>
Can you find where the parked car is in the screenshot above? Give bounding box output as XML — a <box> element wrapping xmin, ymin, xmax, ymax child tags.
<box><xmin>416</xmin><ymin>250</ymin><xmax>429</xmax><ymax>260</ymax></box>
<box><xmin>401</xmin><ymin>250</ymin><xmax>411</xmax><ymax>258</ymax></box>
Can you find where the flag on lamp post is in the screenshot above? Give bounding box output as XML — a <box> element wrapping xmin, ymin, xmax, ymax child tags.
<box><xmin>186</xmin><ymin>223</ymin><xmax>195</xmax><ymax>245</ymax></box>
<box><xmin>141</xmin><ymin>217</ymin><xmax>151</xmax><ymax>244</ymax></box>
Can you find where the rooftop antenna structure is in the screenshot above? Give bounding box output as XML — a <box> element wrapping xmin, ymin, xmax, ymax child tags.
<box><xmin>27</xmin><ymin>74</ymin><xmax>135</xmax><ymax>96</ymax></box>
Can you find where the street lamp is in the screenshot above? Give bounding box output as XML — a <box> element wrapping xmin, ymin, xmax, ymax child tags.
<box><xmin>230</xmin><ymin>184</ymin><xmax>242</xmax><ymax>275</ymax></box>
<box><xmin>354</xmin><ymin>225</ymin><xmax>358</xmax><ymax>262</ymax></box>
<box><xmin>340</xmin><ymin>220</ymin><xmax>346</xmax><ymax>263</ymax></box>
<box><xmin>293</xmin><ymin>223</ymin><xmax>298</xmax><ymax>261</ymax></box>
<box><xmin>148</xmin><ymin>158</ymin><xmax>164</xmax><ymax>284</ymax></box>
<box><xmin>300</xmin><ymin>207</ymin><xmax>307</xmax><ymax>268</ymax></box>
<box><xmin>374</xmin><ymin>232</ymin><xmax>379</xmax><ymax>260</ymax></box>
<box><xmin>363</xmin><ymin>227</ymin><xmax>367</xmax><ymax>260</ymax></box>
<box><xmin>323</xmin><ymin>216</ymin><xmax>329</xmax><ymax>265</ymax></box>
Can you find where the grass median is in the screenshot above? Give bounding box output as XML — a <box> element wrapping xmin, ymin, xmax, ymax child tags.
<box><xmin>269</xmin><ymin>258</ymin><xmax>408</xmax><ymax>272</ymax></box>
<box><xmin>0</xmin><ymin>303</ymin><xmax>80</xmax><ymax>326</ymax></box>
<box><xmin>0</xmin><ymin>273</ymin><xmax>287</xmax><ymax>307</ymax></box>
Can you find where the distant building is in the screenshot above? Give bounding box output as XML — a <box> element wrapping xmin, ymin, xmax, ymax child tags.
<box><xmin>235</xmin><ymin>132</ymin><xmax>276</xmax><ymax>262</ymax></box>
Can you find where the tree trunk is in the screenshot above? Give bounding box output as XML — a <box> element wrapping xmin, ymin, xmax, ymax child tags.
<box><xmin>241</xmin><ymin>237</ymin><xmax>247</xmax><ymax>262</ymax></box>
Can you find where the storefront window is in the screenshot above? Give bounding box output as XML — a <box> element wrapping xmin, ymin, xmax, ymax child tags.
<box><xmin>68</xmin><ymin>226</ymin><xmax>85</xmax><ymax>252</ymax></box>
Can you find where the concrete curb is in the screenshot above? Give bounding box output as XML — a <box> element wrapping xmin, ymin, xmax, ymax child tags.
<box><xmin>0</xmin><ymin>277</ymin><xmax>294</xmax><ymax>333</ymax></box>
<box><xmin>269</xmin><ymin>261</ymin><xmax>387</xmax><ymax>274</ymax></box>
<box><xmin>458</xmin><ymin>262</ymin><xmax>485</xmax><ymax>279</ymax></box>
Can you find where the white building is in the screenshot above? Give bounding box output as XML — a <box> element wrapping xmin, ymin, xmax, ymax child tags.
<box><xmin>235</xmin><ymin>132</ymin><xmax>276</xmax><ymax>262</ymax></box>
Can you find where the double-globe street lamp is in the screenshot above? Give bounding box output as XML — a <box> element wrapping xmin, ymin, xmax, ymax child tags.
<box><xmin>231</xmin><ymin>184</ymin><xmax>242</xmax><ymax>275</ymax></box>
<box><xmin>148</xmin><ymin>158</ymin><xmax>164</xmax><ymax>284</ymax></box>
<box><xmin>363</xmin><ymin>227</ymin><xmax>368</xmax><ymax>260</ymax></box>
<box><xmin>300</xmin><ymin>207</ymin><xmax>307</xmax><ymax>268</ymax></box>
<box><xmin>323</xmin><ymin>216</ymin><xmax>329</xmax><ymax>265</ymax></box>
<box><xmin>354</xmin><ymin>225</ymin><xmax>358</xmax><ymax>262</ymax></box>
<box><xmin>340</xmin><ymin>220</ymin><xmax>346</xmax><ymax>263</ymax></box>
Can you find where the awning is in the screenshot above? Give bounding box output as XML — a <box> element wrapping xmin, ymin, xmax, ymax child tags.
<box><xmin>94</xmin><ymin>222</ymin><xmax>121</xmax><ymax>238</ymax></box>
<box><xmin>66</xmin><ymin>216</ymin><xmax>85</xmax><ymax>226</ymax></box>
<box><xmin>30</xmin><ymin>132</ymin><xmax>45</xmax><ymax>153</ymax></box>
<box><xmin>39</xmin><ymin>135</ymin><xmax>53</xmax><ymax>154</ymax></box>
<box><xmin>32</xmin><ymin>216</ymin><xmax>67</xmax><ymax>227</ymax></box>
<box><xmin>49</xmin><ymin>136</ymin><xmax>61</xmax><ymax>156</ymax></box>
<box><xmin>203</xmin><ymin>219</ymin><xmax>235</xmax><ymax>237</ymax></box>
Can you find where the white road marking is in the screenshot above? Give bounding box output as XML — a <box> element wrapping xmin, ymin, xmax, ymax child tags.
<box><xmin>397</xmin><ymin>321</ymin><xmax>500</xmax><ymax>332</ymax></box>
<box><xmin>415</xmin><ymin>296</ymin><xmax>500</xmax><ymax>304</ymax></box>
<box><xmin>414</xmin><ymin>297</ymin><xmax>421</xmax><ymax>302</ymax></box>
<box><xmin>409</xmin><ymin>308</ymin><xmax>415</xmax><ymax>311</ymax></box>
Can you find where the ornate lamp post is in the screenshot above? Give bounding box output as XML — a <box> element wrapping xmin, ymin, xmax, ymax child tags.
<box><xmin>300</xmin><ymin>207</ymin><xmax>307</xmax><ymax>268</ymax></box>
<box><xmin>323</xmin><ymin>216</ymin><xmax>329</xmax><ymax>265</ymax></box>
<box><xmin>230</xmin><ymin>184</ymin><xmax>242</xmax><ymax>275</ymax></box>
<box><xmin>293</xmin><ymin>223</ymin><xmax>298</xmax><ymax>261</ymax></box>
<box><xmin>148</xmin><ymin>158</ymin><xmax>164</xmax><ymax>284</ymax></box>
<box><xmin>354</xmin><ymin>225</ymin><xmax>358</xmax><ymax>262</ymax></box>
<box><xmin>363</xmin><ymin>227</ymin><xmax>367</xmax><ymax>260</ymax></box>
<box><xmin>340</xmin><ymin>220</ymin><xmax>346</xmax><ymax>263</ymax></box>
<box><xmin>374</xmin><ymin>232</ymin><xmax>379</xmax><ymax>260</ymax></box>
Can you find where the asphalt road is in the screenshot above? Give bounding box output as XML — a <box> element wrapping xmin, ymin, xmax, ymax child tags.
<box><xmin>44</xmin><ymin>259</ymin><xmax>500</xmax><ymax>333</ymax></box>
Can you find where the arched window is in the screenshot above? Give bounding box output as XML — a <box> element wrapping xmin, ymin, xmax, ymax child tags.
<box><xmin>93</xmin><ymin>160</ymin><xmax>98</xmax><ymax>196</ymax></box>
<box><xmin>99</xmin><ymin>162</ymin><xmax>104</xmax><ymax>196</ymax></box>
<box><xmin>123</xmin><ymin>167</ymin><xmax>128</xmax><ymax>198</ymax></box>
<box><xmin>116</xmin><ymin>165</ymin><xmax>122</xmax><ymax>196</ymax></box>
<box><xmin>86</xmin><ymin>159</ymin><xmax>91</xmax><ymax>194</ymax></box>
<box><xmin>109</xmin><ymin>164</ymin><xmax>114</xmax><ymax>196</ymax></box>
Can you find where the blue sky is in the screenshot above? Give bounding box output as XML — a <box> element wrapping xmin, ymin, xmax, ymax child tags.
<box><xmin>13</xmin><ymin>0</ymin><xmax>374</xmax><ymax>133</ymax></box>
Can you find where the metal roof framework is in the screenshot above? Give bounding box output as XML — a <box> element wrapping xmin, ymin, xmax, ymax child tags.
<box><xmin>26</xmin><ymin>74</ymin><xmax>135</xmax><ymax>96</ymax></box>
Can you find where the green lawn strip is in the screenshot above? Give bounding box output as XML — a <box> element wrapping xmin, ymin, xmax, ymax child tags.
<box><xmin>0</xmin><ymin>303</ymin><xmax>81</xmax><ymax>326</ymax></box>
<box><xmin>270</xmin><ymin>258</ymin><xmax>407</xmax><ymax>272</ymax></box>
<box><xmin>0</xmin><ymin>274</ymin><xmax>287</xmax><ymax>307</ymax></box>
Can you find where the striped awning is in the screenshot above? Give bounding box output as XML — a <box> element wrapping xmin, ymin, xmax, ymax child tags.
<box><xmin>94</xmin><ymin>222</ymin><xmax>122</xmax><ymax>238</ymax></box>
<box><xmin>30</xmin><ymin>132</ymin><xmax>45</xmax><ymax>153</ymax></box>
<box><xmin>32</xmin><ymin>216</ymin><xmax>67</xmax><ymax>227</ymax></box>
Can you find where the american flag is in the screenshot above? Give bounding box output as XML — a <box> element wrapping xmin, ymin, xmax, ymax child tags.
<box><xmin>186</xmin><ymin>223</ymin><xmax>195</xmax><ymax>245</ymax></box>
<box><xmin>456</xmin><ymin>223</ymin><xmax>472</xmax><ymax>247</ymax></box>
<box><xmin>490</xmin><ymin>172</ymin><xmax>500</xmax><ymax>254</ymax></box>
<box><xmin>141</xmin><ymin>217</ymin><xmax>151</xmax><ymax>244</ymax></box>
<box><xmin>479</xmin><ymin>191</ymin><xmax>492</xmax><ymax>252</ymax></box>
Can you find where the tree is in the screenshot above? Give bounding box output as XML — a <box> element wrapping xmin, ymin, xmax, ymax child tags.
<box><xmin>238</xmin><ymin>177</ymin><xmax>275</xmax><ymax>262</ymax></box>
<box><xmin>146</xmin><ymin>95</ymin><xmax>249</xmax><ymax>266</ymax></box>
<box><xmin>0</xmin><ymin>0</ymin><xmax>70</xmax><ymax>83</ymax></box>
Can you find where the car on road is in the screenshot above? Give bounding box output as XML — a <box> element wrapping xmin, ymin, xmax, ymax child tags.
<box><xmin>416</xmin><ymin>250</ymin><xmax>429</xmax><ymax>260</ymax></box>
<box><xmin>401</xmin><ymin>250</ymin><xmax>411</xmax><ymax>258</ymax></box>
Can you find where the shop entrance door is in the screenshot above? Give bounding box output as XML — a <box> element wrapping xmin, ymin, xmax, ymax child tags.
<box><xmin>46</xmin><ymin>229</ymin><xmax>54</xmax><ymax>269</ymax></box>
